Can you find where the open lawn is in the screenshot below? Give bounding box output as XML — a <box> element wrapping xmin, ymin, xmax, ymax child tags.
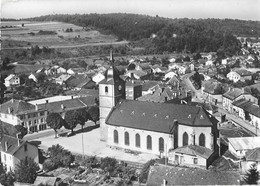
<box><xmin>32</xmin><ymin>125</ymin><xmax>157</xmax><ymax>164</ymax></box>
<box><xmin>2</xmin><ymin>21</ymin><xmax>118</xmax><ymax>48</ymax></box>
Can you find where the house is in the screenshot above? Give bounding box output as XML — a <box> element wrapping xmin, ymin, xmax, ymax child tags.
<box><xmin>92</xmin><ymin>72</ymin><xmax>105</xmax><ymax>84</ymax></box>
<box><xmin>228</xmin><ymin>137</ymin><xmax>260</xmax><ymax>158</ymax></box>
<box><xmin>164</xmin><ymin>71</ymin><xmax>177</xmax><ymax>80</ymax></box>
<box><xmin>28</xmin><ymin>73</ymin><xmax>38</xmax><ymax>82</ymax></box>
<box><xmin>4</xmin><ymin>74</ymin><xmax>20</xmax><ymax>87</ymax></box>
<box><xmin>231</xmin><ymin>99</ymin><xmax>252</xmax><ymax>120</ymax></box>
<box><xmin>55</xmin><ymin>74</ymin><xmax>74</xmax><ymax>85</ymax></box>
<box><xmin>202</xmin><ymin>80</ymin><xmax>226</xmax><ymax>104</ymax></box>
<box><xmin>0</xmin><ymin>135</ymin><xmax>39</xmax><ymax>172</ymax></box>
<box><xmin>45</xmin><ymin>66</ymin><xmax>66</xmax><ymax>76</ymax></box>
<box><xmin>243</xmin><ymin>148</ymin><xmax>260</xmax><ymax>172</ymax></box>
<box><xmin>66</xmin><ymin>68</ymin><xmax>76</xmax><ymax>75</ymax></box>
<box><xmin>141</xmin><ymin>80</ymin><xmax>161</xmax><ymax>95</ymax></box>
<box><xmin>222</xmin><ymin>88</ymin><xmax>257</xmax><ymax>112</ymax></box>
<box><xmin>37</xmin><ymin>97</ymin><xmax>96</xmax><ymax>119</ymax></box>
<box><xmin>205</xmin><ymin>60</ymin><xmax>214</xmax><ymax>66</ymax></box>
<box><xmin>0</xmin><ymin>99</ymin><xmax>48</xmax><ymax>133</ymax></box>
<box><xmin>151</xmin><ymin>65</ymin><xmax>167</xmax><ymax>73</ymax></box>
<box><xmin>227</xmin><ymin>69</ymin><xmax>253</xmax><ymax>83</ymax></box>
<box><xmin>168</xmin><ymin>145</ymin><xmax>216</xmax><ymax>169</ymax></box>
<box><xmin>67</xmin><ymin>76</ymin><xmax>96</xmax><ymax>90</ymax></box>
<box><xmin>67</xmin><ymin>67</ymin><xmax>86</xmax><ymax>75</ymax></box>
<box><xmin>125</xmin><ymin>70</ymin><xmax>147</xmax><ymax>80</ymax></box>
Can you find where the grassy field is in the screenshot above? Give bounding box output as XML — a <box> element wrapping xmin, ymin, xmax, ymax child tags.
<box><xmin>1</xmin><ymin>21</ymin><xmax>118</xmax><ymax>48</ymax></box>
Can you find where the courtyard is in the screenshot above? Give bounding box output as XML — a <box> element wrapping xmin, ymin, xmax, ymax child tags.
<box><xmin>29</xmin><ymin>124</ymin><xmax>157</xmax><ymax>164</ymax></box>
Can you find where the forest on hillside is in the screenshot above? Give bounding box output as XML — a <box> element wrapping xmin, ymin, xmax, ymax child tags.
<box><xmin>14</xmin><ymin>14</ymin><xmax>260</xmax><ymax>55</ymax></box>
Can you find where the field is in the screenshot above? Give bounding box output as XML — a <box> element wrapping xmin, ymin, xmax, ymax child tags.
<box><xmin>1</xmin><ymin>21</ymin><xmax>118</xmax><ymax>48</ymax></box>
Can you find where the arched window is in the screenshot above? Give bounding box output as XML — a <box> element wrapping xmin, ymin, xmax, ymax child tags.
<box><xmin>199</xmin><ymin>133</ymin><xmax>205</xmax><ymax>147</ymax></box>
<box><xmin>183</xmin><ymin>132</ymin><xmax>188</xmax><ymax>146</ymax></box>
<box><xmin>114</xmin><ymin>130</ymin><xmax>118</xmax><ymax>144</ymax></box>
<box><xmin>105</xmin><ymin>86</ymin><xmax>108</xmax><ymax>93</ymax></box>
<box><xmin>125</xmin><ymin>132</ymin><xmax>129</xmax><ymax>146</ymax></box>
<box><xmin>159</xmin><ymin>137</ymin><xmax>164</xmax><ymax>152</ymax></box>
<box><xmin>147</xmin><ymin>135</ymin><xmax>152</xmax><ymax>150</ymax></box>
<box><xmin>135</xmin><ymin>133</ymin><xmax>140</xmax><ymax>147</ymax></box>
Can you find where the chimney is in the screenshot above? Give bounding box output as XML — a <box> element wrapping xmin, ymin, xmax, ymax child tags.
<box><xmin>8</xmin><ymin>107</ymin><xmax>12</xmax><ymax>114</ymax></box>
<box><xmin>61</xmin><ymin>104</ymin><xmax>65</xmax><ymax>110</ymax></box>
<box><xmin>45</xmin><ymin>100</ymin><xmax>49</xmax><ymax>104</ymax></box>
<box><xmin>71</xmin><ymin>95</ymin><xmax>74</xmax><ymax>99</ymax></box>
<box><xmin>16</xmin><ymin>132</ymin><xmax>21</xmax><ymax>139</ymax></box>
<box><xmin>5</xmin><ymin>142</ymin><xmax>8</xmax><ymax>152</ymax></box>
<box><xmin>35</xmin><ymin>104</ymin><xmax>38</xmax><ymax>111</ymax></box>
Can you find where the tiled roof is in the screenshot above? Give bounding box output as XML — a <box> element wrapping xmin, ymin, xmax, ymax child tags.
<box><xmin>147</xmin><ymin>164</ymin><xmax>240</xmax><ymax>185</ymax></box>
<box><xmin>142</xmin><ymin>81</ymin><xmax>161</xmax><ymax>91</ymax></box>
<box><xmin>0</xmin><ymin>135</ymin><xmax>26</xmax><ymax>155</ymax></box>
<box><xmin>0</xmin><ymin>99</ymin><xmax>37</xmax><ymax>115</ymax></box>
<box><xmin>228</xmin><ymin>137</ymin><xmax>260</xmax><ymax>151</ymax></box>
<box><xmin>67</xmin><ymin>76</ymin><xmax>92</xmax><ymax>88</ymax></box>
<box><xmin>232</xmin><ymin>99</ymin><xmax>260</xmax><ymax>117</ymax></box>
<box><xmin>106</xmin><ymin>100</ymin><xmax>218</xmax><ymax>134</ymax></box>
<box><xmin>5</xmin><ymin>74</ymin><xmax>16</xmax><ymax>81</ymax></box>
<box><xmin>245</xmin><ymin>148</ymin><xmax>260</xmax><ymax>161</ymax></box>
<box><xmin>232</xmin><ymin>98</ymin><xmax>251</xmax><ymax>108</ymax></box>
<box><xmin>234</xmin><ymin>69</ymin><xmax>252</xmax><ymax>76</ymax></box>
<box><xmin>78</xmin><ymin>89</ymin><xmax>99</xmax><ymax>97</ymax></box>
<box><xmin>38</xmin><ymin>97</ymin><xmax>96</xmax><ymax>113</ymax></box>
<box><xmin>169</xmin><ymin>145</ymin><xmax>213</xmax><ymax>159</ymax></box>
<box><xmin>222</xmin><ymin>88</ymin><xmax>247</xmax><ymax>100</ymax></box>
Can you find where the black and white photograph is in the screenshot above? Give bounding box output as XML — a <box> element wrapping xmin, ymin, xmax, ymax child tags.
<box><xmin>1</xmin><ymin>0</ymin><xmax>260</xmax><ymax>185</ymax></box>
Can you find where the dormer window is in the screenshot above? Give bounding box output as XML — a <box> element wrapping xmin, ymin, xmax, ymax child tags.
<box><xmin>105</xmin><ymin>86</ymin><xmax>108</xmax><ymax>93</ymax></box>
<box><xmin>188</xmin><ymin>114</ymin><xmax>191</xmax><ymax>118</ymax></box>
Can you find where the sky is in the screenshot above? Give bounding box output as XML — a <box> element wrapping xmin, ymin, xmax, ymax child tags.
<box><xmin>1</xmin><ymin>0</ymin><xmax>260</xmax><ymax>21</ymax></box>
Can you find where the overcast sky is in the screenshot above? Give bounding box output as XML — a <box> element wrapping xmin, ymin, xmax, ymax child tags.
<box><xmin>1</xmin><ymin>0</ymin><xmax>260</xmax><ymax>21</ymax></box>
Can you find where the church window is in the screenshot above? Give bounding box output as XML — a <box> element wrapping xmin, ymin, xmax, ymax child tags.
<box><xmin>159</xmin><ymin>137</ymin><xmax>164</xmax><ymax>152</ymax></box>
<box><xmin>199</xmin><ymin>133</ymin><xmax>205</xmax><ymax>147</ymax></box>
<box><xmin>105</xmin><ymin>86</ymin><xmax>108</xmax><ymax>93</ymax></box>
<box><xmin>125</xmin><ymin>132</ymin><xmax>129</xmax><ymax>146</ymax></box>
<box><xmin>114</xmin><ymin>130</ymin><xmax>118</xmax><ymax>144</ymax></box>
<box><xmin>136</xmin><ymin>133</ymin><xmax>140</xmax><ymax>147</ymax></box>
<box><xmin>147</xmin><ymin>135</ymin><xmax>152</xmax><ymax>150</ymax></box>
<box><xmin>183</xmin><ymin>132</ymin><xmax>188</xmax><ymax>146</ymax></box>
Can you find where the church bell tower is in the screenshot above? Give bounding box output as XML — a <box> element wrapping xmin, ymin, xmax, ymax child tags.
<box><xmin>99</xmin><ymin>49</ymin><xmax>125</xmax><ymax>141</ymax></box>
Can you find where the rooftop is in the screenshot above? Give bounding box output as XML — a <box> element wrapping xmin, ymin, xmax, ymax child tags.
<box><xmin>169</xmin><ymin>145</ymin><xmax>213</xmax><ymax>159</ymax></box>
<box><xmin>0</xmin><ymin>99</ymin><xmax>37</xmax><ymax>115</ymax></box>
<box><xmin>228</xmin><ymin>137</ymin><xmax>260</xmax><ymax>151</ymax></box>
<box><xmin>0</xmin><ymin>135</ymin><xmax>26</xmax><ymax>155</ymax></box>
<box><xmin>234</xmin><ymin>69</ymin><xmax>252</xmax><ymax>76</ymax></box>
<box><xmin>245</xmin><ymin>148</ymin><xmax>260</xmax><ymax>162</ymax></box>
<box><xmin>223</xmin><ymin>88</ymin><xmax>248</xmax><ymax>100</ymax></box>
<box><xmin>146</xmin><ymin>164</ymin><xmax>240</xmax><ymax>186</ymax></box>
<box><xmin>106</xmin><ymin>100</ymin><xmax>218</xmax><ymax>134</ymax></box>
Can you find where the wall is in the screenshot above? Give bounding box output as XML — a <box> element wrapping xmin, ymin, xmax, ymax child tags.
<box><xmin>107</xmin><ymin>125</ymin><xmax>174</xmax><ymax>156</ymax></box>
<box><xmin>13</xmin><ymin>142</ymin><xmax>39</xmax><ymax>170</ymax></box>
<box><xmin>249</xmin><ymin>114</ymin><xmax>260</xmax><ymax>129</ymax></box>
<box><xmin>1</xmin><ymin>152</ymin><xmax>15</xmax><ymax>171</ymax></box>
<box><xmin>0</xmin><ymin>113</ymin><xmax>19</xmax><ymax>125</ymax></box>
<box><xmin>168</xmin><ymin>151</ymin><xmax>207</xmax><ymax>168</ymax></box>
<box><xmin>178</xmin><ymin>125</ymin><xmax>213</xmax><ymax>150</ymax></box>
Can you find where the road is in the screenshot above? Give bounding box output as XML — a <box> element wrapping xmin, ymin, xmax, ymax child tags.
<box><xmin>2</xmin><ymin>40</ymin><xmax>129</xmax><ymax>50</ymax></box>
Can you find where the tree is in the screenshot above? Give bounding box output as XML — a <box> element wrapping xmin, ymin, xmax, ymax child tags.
<box><xmin>15</xmin><ymin>158</ymin><xmax>39</xmax><ymax>184</ymax></box>
<box><xmin>139</xmin><ymin>159</ymin><xmax>156</xmax><ymax>183</ymax></box>
<box><xmin>77</xmin><ymin>108</ymin><xmax>91</xmax><ymax>131</ymax></box>
<box><xmin>64</xmin><ymin>110</ymin><xmax>81</xmax><ymax>134</ymax></box>
<box><xmin>46</xmin><ymin>113</ymin><xmax>65</xmax><ymax>138</ymax></box>
<box><xmin>243</xmin><ymin>163</ymin><xmax>259</xmax><ymax>184</ymax></box>
<box><xmin>0</xmin><ymin>76</ymin><xmax>6</xmax><ymax>104</ymax></box>
<box><xmin>0</xmin><ymin>162</ymin><xmax>15</xmax><ymax>186</ymax></box>
<box><xmin>100</xmin><ymin>157</ymin><xmax>118</xmax><ymax>175</ymax></box>
<box><xmin>192</xmin><ymin>70</ymin><xmax>203</xmax><ymax>89</ymax></box>
<box><xmin>14</xmin><ymin>125</ymin><xmax>28</xmax><ymax>139</ymax></box>
<box><xmin>36</xmin><ymin>72</ymin><xmax>47</xmax><ymax>85</ymax></box>
<box><xmin>88</xmin><ymin>106</ymin><xmax>100</xmax><ymax>125</ymax></box>
<box><xmin>43</xmin><ymin>144</ymin><xmax>74</xmax><ymax>171</ymax></box>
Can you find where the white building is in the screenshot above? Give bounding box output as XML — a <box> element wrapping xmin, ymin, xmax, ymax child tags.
<box><xmin>228</xmin><ymin>137</ymin><xmax>260</xmax><ymax>158</ymax></box>
<box><xmin>0</xmin><ymin>135</ymin><xmax>39</xmax><ymax>172</ymax></box>
<box><xmin>4</xmin><ymin>74</ymin><xmax>20</xmax><ymax>87</ymax></box>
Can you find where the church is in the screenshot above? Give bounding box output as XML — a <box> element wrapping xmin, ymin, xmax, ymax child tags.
<box><xmin>99</xmin><ymin>50</ymin><xmax>219</xmax><ymax>168</ymax></box>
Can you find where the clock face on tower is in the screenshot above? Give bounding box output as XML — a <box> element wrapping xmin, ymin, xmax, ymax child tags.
<box><xmin>118</xmin><ymin>85</ymin><xmax>122</xmax><ymax>91</ymax></box>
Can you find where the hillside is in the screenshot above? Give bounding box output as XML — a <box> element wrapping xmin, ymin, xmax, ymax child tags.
<box><xmin>20</xmin><ymin>13</ymin><xmax>259</xmax><ymax>55</ymax></box>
